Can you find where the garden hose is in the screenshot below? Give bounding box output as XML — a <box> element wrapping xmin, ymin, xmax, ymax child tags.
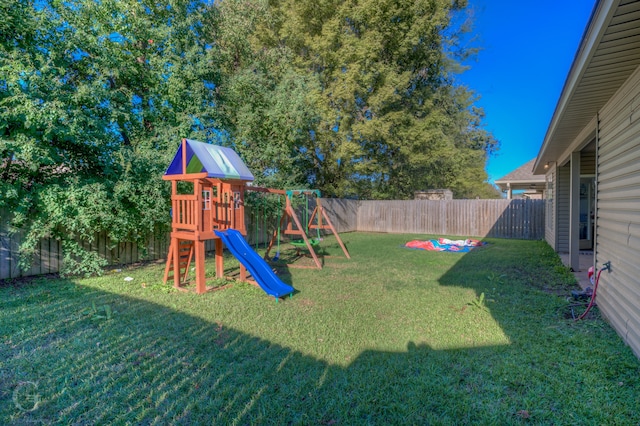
<box><xmin>575</xmin><ymin>261</ymin><xmax>610</xmax><ymax>321</ymax></box>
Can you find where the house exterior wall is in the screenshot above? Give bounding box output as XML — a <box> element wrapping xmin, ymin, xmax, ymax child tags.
<box><xmin>556</xmin><ymin>164</ymin><xmax>571</xmax><ymax>253</ymax></box>
<box><xmin>545</xmin><ymin>167</ymin><xmax>556</xmax><ymax>250</ymax></box>
<box><xmin>595</xmin><ymin>65</ymin><xmax>640</xmax><ymax>358</ymax></box>
<box><xmin>581</xmin><ymin>151</ymin><xmax>596</xmax><ymax>175</ymax></box>
<box><xmin>552</xmin><ymin>150</ymin><xmax>596</xmax><ymax>254</ymax></box>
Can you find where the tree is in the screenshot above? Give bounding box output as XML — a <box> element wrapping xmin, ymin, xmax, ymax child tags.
<box><xmin>209</xmin><ymin>0</ymin><xmax>320</xmax><ymax>189</ymax></box>
<box><xmin>251</xmin><ymin>0</ymin><xmax>499</xmax><ymax>199</ymax></box>
<box><xmin>0</xmin><ymin>0</ymin><xmax>219</xmax><ymax>275</ymax></box>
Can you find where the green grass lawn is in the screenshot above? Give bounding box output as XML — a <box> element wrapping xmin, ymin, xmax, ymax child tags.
<box><xmin>2</xmin><ymin>233</ymin><xmax>639</xmax><ymax>424</ymax></box>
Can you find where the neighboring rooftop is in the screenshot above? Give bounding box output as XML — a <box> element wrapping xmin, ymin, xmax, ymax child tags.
<box><xmin>494</xmin><ymin>159</ymin><xmax>546</xmax><ymax>198</ymax></box>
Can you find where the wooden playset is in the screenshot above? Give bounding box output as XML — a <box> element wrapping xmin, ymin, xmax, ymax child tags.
<box><xmin>162</xmin><ymin>138</ymin><xmax>254</xmax><ymax>294</ymax></box>
<box><xmin>161</xmin><ymin>139</ymin><xmax>349</xmax><ymax>295</ymax></box>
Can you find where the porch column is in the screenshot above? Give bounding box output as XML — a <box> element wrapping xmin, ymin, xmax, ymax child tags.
<box><xmin>507</xmin><ymin>183</ymin><xmax>512</xmax><ymax>199</ymax></box>
<box><xmin>569</xmin><ymin>151</ymin><xmax>581</xmax><ymax>271</ymax></box>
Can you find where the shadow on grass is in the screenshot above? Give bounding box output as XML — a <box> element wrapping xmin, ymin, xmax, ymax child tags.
<box><xmin>2</xmin><ymin>239</ymin><xmax>639</xmax><ymax>424</ymax></box>
<box><xmin>1</xmin><ymin>280</ymin><xmax>470</xmax><ymax>424</ymax></box>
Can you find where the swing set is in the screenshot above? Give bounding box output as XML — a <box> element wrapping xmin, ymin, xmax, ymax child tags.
<box><xmin>247</xmin><ymin>187</ymin><xmax>350</xmax><ymax>269</ymax></box>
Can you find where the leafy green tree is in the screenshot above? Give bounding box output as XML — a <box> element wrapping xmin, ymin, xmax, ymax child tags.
<box><xmin>0</xmin><ymin>0</ymin><xmax>218</xmax><ymax>275</ymax></box>
<box><xmin>210</xmin><ymin>0</ymin><xmax>319</xmax><ymax>190</ymax></box>
<box><xmin>252</xmin><ymin>0</ymin><xmax>499</xmax><ymax>199</ymax></box>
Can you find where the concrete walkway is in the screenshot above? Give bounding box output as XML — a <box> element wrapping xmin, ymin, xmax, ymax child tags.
<box><xmin>559</xmin><ymin>252</ymin><xmax>594</xmax><ymax>290</ymax></box>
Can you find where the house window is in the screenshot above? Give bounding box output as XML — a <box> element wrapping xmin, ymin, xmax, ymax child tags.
<box><xmin>203</xmin><ymin>190</ymin><xmax>211</xmax><ymax>211</ymax></box>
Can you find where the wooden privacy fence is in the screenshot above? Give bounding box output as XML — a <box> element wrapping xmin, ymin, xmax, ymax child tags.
<box><xmin>0</xmin><ymin>199</ymin><xmax>543</xmax><ymax>280</ymax></box>
<box><xmin>0</xmin><ymin>218</ymin><xmax>171</xmax><ymax>281</ymax></box>
<box><xmin>0</xmin><ymin>208</ymin><xmax>313</xmax><ymax>280</ymax></box>
<box><xmin>355</xmin><ymin>199</ymin><xmax>544</xmax><ymax>239</ymax></box>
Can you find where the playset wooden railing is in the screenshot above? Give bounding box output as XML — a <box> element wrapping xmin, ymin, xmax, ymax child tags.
<box><xmin>213</xmin><ymin>191</ymin><xmax>235</xmax><ymax>231</ymax></box>
<box><xmin>172</xmin><ymin>195</ymin><xmax>198</xmax><ymax>231</ymax></box>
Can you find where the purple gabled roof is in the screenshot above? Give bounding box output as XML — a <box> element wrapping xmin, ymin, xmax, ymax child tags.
<box><xmin>165</xmin><ymin>139</ymin><xmax>254</xmax><ymax>181</ymax></box>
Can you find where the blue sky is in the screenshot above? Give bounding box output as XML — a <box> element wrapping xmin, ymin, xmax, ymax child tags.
<box><xmin>456</xmin><ymin>0</ymin><xmax>595</xmax><ymax>182</ymax></box>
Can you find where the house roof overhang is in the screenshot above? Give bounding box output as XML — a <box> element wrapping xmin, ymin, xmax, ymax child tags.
<box><xmin>494</xmin><ymin>180</ymin><xmax>547</xmax><ymax>192</ymax></box>
<box><xmin>534</xmin><ymin>0</ymin><xmax>640</xmax><ymax>174</ymax></box>
<box><xmin>495</xmin><ymin>159</ymin><xmax>546</xmax><ymax>192</ymax></box>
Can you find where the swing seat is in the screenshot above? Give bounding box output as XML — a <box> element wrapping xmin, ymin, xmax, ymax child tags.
<box><xmin>290</xmin><ymin>238</ymin><xmax>321</xmax><ymax>248</ymax></box>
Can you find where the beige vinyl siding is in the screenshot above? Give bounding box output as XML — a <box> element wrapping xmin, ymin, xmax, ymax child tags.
<box><xmin>556</xmin><ymin>164</ymin><xmax>571</xmax><ymax>253</ymax></box>
<box><xmin>595</xmin><ymin>64</ymin><xmax>640</xmax><ymax>358</ymax></box>
<box><xmin>581</xmin><ymin>150</ymin><xmax>596</xmax><ymax>175</ymax></box>
<box><xmin>545</xmin><ymin>167</ymin><xmax>556</xmax><ymax>249</ymax></box>
<box><xmin>552</xmin><ymin>150</ymin><xmax>595</xmax><ymax>254</ymax></box>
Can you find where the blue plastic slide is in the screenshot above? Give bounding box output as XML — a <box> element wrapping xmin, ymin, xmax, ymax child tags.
<box><xmin>214</xmin><ymin>229</ymin><xmax>294</xmax><ymax>299</ymax></box>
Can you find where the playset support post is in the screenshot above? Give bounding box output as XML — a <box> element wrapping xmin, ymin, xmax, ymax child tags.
<box><xmin>308</xmin><ymin>198</ymin><xmax>351</xmax><ymax>259</ymax></box>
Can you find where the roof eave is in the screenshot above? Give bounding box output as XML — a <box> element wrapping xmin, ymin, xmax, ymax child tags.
<box><xmin>494</xmin><ymin>179</ymin><xmax>545</xmax><ymax>185</ymax></box>
<box><xmin>534</xmin><ymin>0</ymin><xmax>617</xmax><ymax>175</ymax></box>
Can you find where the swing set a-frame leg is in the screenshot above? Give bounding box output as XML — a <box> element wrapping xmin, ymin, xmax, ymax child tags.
<box><xmin>308</xmin><ymin>204</ymin><xmax>351</xmax><ymax>259</ymax></box>
<box><xmin>287</xmin><ymin>204</ymin><xmax>322</xmax><ymax>268</ymax></box>
<box><xmin>266</xmin><ymin>201</ymin><xmax>322</xmax><ymax>268</ymax></box>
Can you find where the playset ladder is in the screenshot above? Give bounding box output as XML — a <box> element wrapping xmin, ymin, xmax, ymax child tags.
<box><xmin>163</xmin><ymin>240</ymin><xmax>195</xmax><ymax>286</ymax></box>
